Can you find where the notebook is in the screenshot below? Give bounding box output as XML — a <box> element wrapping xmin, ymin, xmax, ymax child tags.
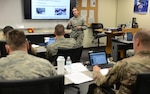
<box><xmin>88</xmin><ymin>51</ymin><xmax>113</xmax><ymax>70</ymax></box>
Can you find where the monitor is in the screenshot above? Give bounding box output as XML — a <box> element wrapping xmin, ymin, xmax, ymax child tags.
<box><xmin>23</xmin><ymin>0</ymin><xmax>76</xmax><ymax>20</ymax></box>
<box><xmin>89</xmin><ymin>51</ymin><xmax>107</xmax><ymax>66</ymax></box>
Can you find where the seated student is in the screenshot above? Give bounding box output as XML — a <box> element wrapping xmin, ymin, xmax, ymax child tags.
<box><xmin>0</xmin><ymin>29</ymin><xmax>57</xmax><ymax>80</ymax></box>
<box><xmin>88</xmin><ymin>29</ymin><xmax>150</xmax><ymax>94</ymax></box>
<box><xmin>1</xmin><ymin>26</ymin><xmax>14</xmax><ymax>40</ymax></box>
<box><xmin>0</xmin><ymin>26</ymin><xmax>34</xmax><ymax>57</ymax></box>
<box><xmin>46</xmin><ymin>24</ymin><xmax>77</xmax><ymax>63</ymax></box>
<box><xmin>0</xmin><ymin>26</ymin><xmax>14</xmax><ymax>57</ymax></box>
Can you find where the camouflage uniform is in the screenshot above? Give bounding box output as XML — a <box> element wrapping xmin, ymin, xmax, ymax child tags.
<box><xmin>0</xmin><ymin>51</ymin><xmax>57</xmax><ymax>80</ymax></box>
<box><xmin>68</xmin><ymin>16</ymin><xmax>87</xmax><ymax>47</ymax></box>
<box><xmin>93</xmin><ymin>51</ymin><xmax>150</xmax><ymax>94</ymax></box>
<box><xmin>46</xmin><ymin>37</ymin><xmax>76</xmax><ymax>57</ymax></box>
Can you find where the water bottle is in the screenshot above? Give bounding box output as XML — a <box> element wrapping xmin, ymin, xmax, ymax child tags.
<box><xmin>57</xmin><ymin>56</ymin><xmax>65</xmax><ymax>74</ymax></box>
<box><xmin>124</xmin><ymin>32</ymin><xmax>127</xmax><ymax>41</ymax></box>
<box><xmin>66</xmin><ymin>56</ymin><xmax>72</xmax><ymax>74</ymax></box>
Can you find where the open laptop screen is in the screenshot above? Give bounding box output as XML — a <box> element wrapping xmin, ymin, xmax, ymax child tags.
<box><xmin>44</xmin><ymin>37</ymin><xmax>55</xmax><ymax>46</ymax></box>
<box><xmin>89</xmin><ymin>51</ymin><xmax>107</xmax><ymax>66</ymax></box>
<box><xmin>127</xmin><ymin>32</ymin><xmax>133</xmax><ymax>41</ymax></box>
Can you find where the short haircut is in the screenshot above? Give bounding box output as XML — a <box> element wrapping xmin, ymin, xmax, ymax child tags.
<box><xmin>6</xmin><ymin>29</ymin><xmax>26</xmax><ymax>50</ymax></box>
<box><xmin>55</xmin><ymin>24</ymin><xmax>65</xmax><ymax>36</ymax></box>
<box><xmin>3</xmin><ymin>26</ymin><xmax>14</xmax><ymax>35</ymax></box>
<box><xmin>72</xmin><ymin>7</ymin><xmax>78</xmax><ymax>10</ymax></box>
<box><xmin>134</xmin><ymin>29</ymin><xmax>150</xmax><ymax>47</ymax></box>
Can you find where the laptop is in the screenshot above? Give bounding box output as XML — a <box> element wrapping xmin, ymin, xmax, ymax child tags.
<box><xmin>44</xmin><ymin>37</ymin><xmax>55</xmax><ymax>46</ymax></box>
<box><xmin>87</xmin><ymin>51</ymin><xmax>114</xmax><ymax>71</ymax></box>
<box><xmin>126</xmin><ymin>32</ymin><xmax>133</xmax><ymax>41</ymax></box>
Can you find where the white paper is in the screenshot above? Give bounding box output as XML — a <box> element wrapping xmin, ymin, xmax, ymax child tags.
<box><xmin>65</xmin><ymin>72</ymin><xmax>93</xmax><ymax>84</ymax></box>
<box><xmin>32</xmin><ymin>44</ymin><xmax>39</xmax><ymax>48</ymax></box>
<box><xmin>81</xmin><ymin>10</ymin><xmax>87</xmax><ymax>21</ymax></box>
<box><xmin>36</xmin><ymin>47</ymin><xmax>46</xmax><ymax>53</ymax></box>
<box><xmin>82</xmin><ymin>0</ymin><xmax>87</xmax><ymax>7</ymax></box>
<box><xmin>88</xmin><ymin>17</ymin><xmax>94</xmax><ymax>23</ymax></box>
<box><xmin>89</xmin><ymin>10</ymin><xmax>94</xmax><ymax>18</ymax></box>
<box><xmin>65</xmin><ymin>63</ymin><xmax>88</xmax><ymax>73</ymax></box>
<box><xmin>100</xmin><ymin>68</ymin><xmax>109</xmax><ymax>76</ymax></box>
<box><xmin>91</xmin><ymin>0</ymin><xmax>96</xmax><ymax>7</ymax></box>
<box><xmin>81</xmin><ymin>10</ymin><xmax>87</xmax><ymax>16</ymax></box>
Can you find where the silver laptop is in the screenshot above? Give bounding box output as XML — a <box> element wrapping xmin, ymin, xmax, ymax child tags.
<box><xmin>88</xmin><ymin>51</ymin><xmax>113</xmax><ymax>70</ymax></box>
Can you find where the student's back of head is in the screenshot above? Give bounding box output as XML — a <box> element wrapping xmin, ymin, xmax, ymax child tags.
<box><xmin>5</xmin><ymin>29</ymin><xmax>29</xmax><ymax>54</ymax></box>
<box><xmin>0</xmin><ymin>26</ymin><xmax>14</xmax><ymax>57</ymax></box>
<box><xmin>54</xmin><ymin>24</ymin><xmax>65</xmax><ymax>36</ymax></box>
<box><xmin>6</xmin><ymin>29</ymin><xmax>26</xmax><ymax>50</ymax></box>
<box><xmin>3</xmin><ymin>26</ymin><xmax>14</xmax><ymax>35</ymax></box>
<box><xmin>133</xmin><ymin>29</ymin><xmax>150</xmax><ymax>54</ymax></box>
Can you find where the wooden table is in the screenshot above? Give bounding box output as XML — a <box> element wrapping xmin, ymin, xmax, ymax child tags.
<box><xmin>105</xmin><ymin>28</ymin><xmax>142</xmax><ymax>56</ymax></box>
<box><xmin>105</xmin><ymin>31</ymin><xmax>123</xmax><ymax>54</ymax></box>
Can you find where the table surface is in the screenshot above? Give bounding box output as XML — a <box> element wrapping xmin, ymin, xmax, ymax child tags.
<box><xmin>64</xmin><ymin>71</ymin><xmax>93</xmax><ymax>85</ymax></box>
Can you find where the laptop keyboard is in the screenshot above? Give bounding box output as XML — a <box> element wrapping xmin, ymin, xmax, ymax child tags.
<box><xmin>87</xmin><ymin>63</ymin><xmax>114</xmax><ymax>71</ymax></box>
<box><xmin>98</xmin><ymin>64</ymin><xmax>114</xmax><ymax>69</ymax></box>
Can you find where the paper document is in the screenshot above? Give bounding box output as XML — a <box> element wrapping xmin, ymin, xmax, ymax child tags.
<box><xmin>65</xmin><ymin>63</ymin><xmax>88</xmax><ymax>73</ymax></box>
<box><xmin>100</xmin><ymin>68</ymin><xmax>109</xmax><ymax>75</ymax></box>
<box><xmin>65</xmin><ymin>72</ymin><xmax>93</xmax><ymax>84</ymax></box>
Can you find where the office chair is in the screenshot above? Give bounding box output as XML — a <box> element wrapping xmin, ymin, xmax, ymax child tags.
<box><xmin>91</xmin><ymin>23</ymin><xmax>107</xmax><ymax>47</ymax></box>
<box><xmin>0</xmin><ymin>41</ymin><xmax>8</xmax><ymax>58</ymax></box>
<box><xmin>0</xmin><ymin>75</ymin><xmax>64</xmax><ymax>94</ymax></box>
<box><xmin>132</xmin><ymin>72</ymin><xmax>150</xmax><ymax>94</ymax></box>
<box><xmin>53</xmin><ymin>46</ymin><xmax>83</xmax><ymax>94</ymax></box>
<box><xmin>53</xmin><ymin>46</ymin><xmax>83</xmax><ymax>65</ymax></box>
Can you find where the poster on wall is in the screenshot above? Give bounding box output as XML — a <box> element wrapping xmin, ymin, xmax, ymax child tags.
<box><xmin>134</xmin><ymin>0</ymin><xmax>149</xmax><ymax>14</ymax></box>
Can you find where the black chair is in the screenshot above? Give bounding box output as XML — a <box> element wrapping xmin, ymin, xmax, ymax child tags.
<box><xmin>0</xmin><ymin>41</ymin><xmax>8</xmax><ymax>58</ymax></box>
<box><xmin>53</xmin><ymin>46</ymin><xmax>83</xmax><ymax>94</ymax></box>
<box><xmin>0</xmin><ymin>75</ymin><xmax>64</xmax><ymax>94</ymax></box>
<box><xmin>91</xmin><ymin>23</ymin><xmax>106</xmax><ymax>47</ymax></box>
<box><xmin>53</xmin><ymin>46</ymin><xmax>83</xmax><ymax>65</ymax></box>
<box><xmin>132</xmin><ymin>72</ymin><xmax>150</xmax><ymax>94</ymax></box>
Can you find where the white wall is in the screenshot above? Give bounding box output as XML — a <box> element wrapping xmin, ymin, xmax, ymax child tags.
<box><xmin>0</xmin><ymin>0</ymin><xmax>117</xmax><ymax>28</ymax></box>
<box><xmin>0</xmin><ymin>0</ymin><xmax>117</xmax><ymax>48</ymax></box>
<box><xmin>117</xmin><ymin>0</ymin><xmax>150</xmax><ymax>29</ymax></box>
<box><xmin>98</xmin><ymin>0</ymin><xmax>117</xmax><ymax>28</ymax></box>
<box><xmin>0</xmin><ymin>0</ymin><xmax>68</xmax><ymax>28</ymax></box>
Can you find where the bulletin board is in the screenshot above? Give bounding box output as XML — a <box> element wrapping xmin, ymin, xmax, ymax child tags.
<box><xmin>77</xmin><ymin>0</ymin><xmax>98</xmax><ymax>26</ymax></box>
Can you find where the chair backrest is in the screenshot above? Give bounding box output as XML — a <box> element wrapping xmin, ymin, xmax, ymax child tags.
<box><xmin>91</xmin><ymin>23</ymin><xmax>104</xmax><ymax>35</ymax></box>
<box><xmin>0</xmin><ymin>41</ymin><xmax>8</xmax><ymax>58</ymax></box>
<box><xmin>0</xmin><ymin>75</ymin><xmax>64</xmax><ymax>94</ymax></box>
<box><xmin>53</xmin><ymin>46</ymin><xmax>83</xmax><ymax>65</ymax></box>
<box><xmin>132</xmin><ymin>72</ymin><xmax>150</xmax><ymax>94</ymax></box>
<box><xmin>91</xmin><ymin>23</ymin><xmax>104</xmax><ymax>29</ymax></box>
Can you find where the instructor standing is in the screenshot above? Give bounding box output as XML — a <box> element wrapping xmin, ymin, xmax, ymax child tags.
<box><xmin>67</xmin><ymin>7</ymin><xmax>87</xmax><ymax>47</ymax></box>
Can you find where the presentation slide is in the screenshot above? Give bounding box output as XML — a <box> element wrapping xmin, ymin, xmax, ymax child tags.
<box><xmin>31</xmin><ymin>0</ymin><xmax>70</xmax><ymax>19</ymax></box>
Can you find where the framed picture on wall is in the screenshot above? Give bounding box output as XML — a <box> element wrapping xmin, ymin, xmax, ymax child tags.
<box><xmin>134</xmin><ymin>0</ymin><xmax>149</xmax><ymax>14</ymax></box>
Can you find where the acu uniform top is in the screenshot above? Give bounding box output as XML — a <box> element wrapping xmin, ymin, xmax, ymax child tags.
<box><xmin>0</xmin><ymin>51</ymin><xmax>57</xmax><ymax>80</ymax></box>
<box><xmin>94</xmin><ymin>51</ymin><xmax>150</xmax><ymax>94</ymax></box>
<box><xmin>46</xmin><ymin>37</ymin><xmax>77</xmax><ymax>57</ymax></box>
<box><xmin>67</xmin><ymin>16</ymin><xmax>87</xmax><ymax>46</ymax></box>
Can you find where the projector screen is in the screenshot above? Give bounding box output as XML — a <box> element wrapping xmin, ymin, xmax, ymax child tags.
<box><xmin>24</xmin><ymin>0</ymin><xmax>75</xmax><ymax>20</ymax></box>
